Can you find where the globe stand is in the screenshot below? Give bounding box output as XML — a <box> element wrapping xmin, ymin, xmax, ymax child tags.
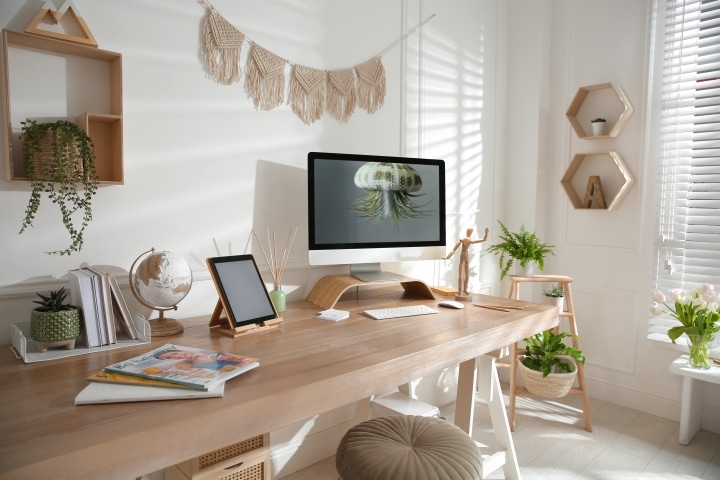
<box><xmin>149</xmin><ymin>309</ymin><xmax>184</xmax><ymax>337</ymax></box>
<box><xmin>129</xmin><ymin>248</ymin><xmax>193</xmax><ymax>339</ymax></box>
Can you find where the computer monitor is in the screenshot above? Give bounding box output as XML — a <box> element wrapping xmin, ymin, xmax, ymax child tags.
<box><xmin>307</xmin><ymin>151</ymin><xmax>446</xmax><ymax>281</ymax></box>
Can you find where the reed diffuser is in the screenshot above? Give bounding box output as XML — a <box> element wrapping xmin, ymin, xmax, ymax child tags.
<box><xmin>252</xmin><ymin>227</ymin><xmax>298</xmax><ymax>313</ymax></box>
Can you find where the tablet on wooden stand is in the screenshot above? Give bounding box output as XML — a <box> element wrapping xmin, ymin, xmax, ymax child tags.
<box><xmin>206</xmin><ymin>254</ymin><xmax>283</xmax><ymax>338</ymax></box>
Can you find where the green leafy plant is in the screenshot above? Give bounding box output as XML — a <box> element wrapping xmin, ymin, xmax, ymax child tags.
<box><xmin>543</xmin><ymin>285</ymin><xmax>565</xmax><ymax>297</ymax></box>
<box><xmin>32</xmin><ymin>287</ymin><xmax>76</xmax><ymax>312</ymax></box>
<box><xmin>19</xmin><ymin>119</ymin><xmax>99</xmax><ymax>255</ymax></box>
<box><xmin>522</xmin><ymin>330</ymin><xmax>585</xmax><ymax>377</ymax></box>
<box><xmin>484</xmin><ymin>221</ymin><xmax>555</xmax><ymax>280</ymax></box>
<box><xmin>591</xmin><ymin>117</ymin><xmax>606</xmax><ymax>123</ymax></box>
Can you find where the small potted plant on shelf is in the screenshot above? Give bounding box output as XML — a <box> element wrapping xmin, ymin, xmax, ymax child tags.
<box><xmin>29</xmin><ymin>287</ymin><xmax>81</xmax><ymax>352</ymax></box>
<box><xmin>591</xmin><ymin>117</ymin><xmax>606</xmax><ymax>136</ymax></box>
<box><xmin>19</xmin><ymin>119</ymin><xmax>99</xmax><ymax>256</ymax></box>
<box><xmin>484</xmin><ymin>220</ymin><xmax>555</xmax><ymax>279</ymax></box>
<box><xmin>518</xmin><ymin>330</ymin><xmax>585</xmax><ymax>398</ymax></box>
<box><xmin>543</xmin><ymin>284</ymin><xmax>566</xmax><ymax>311</ymax></box>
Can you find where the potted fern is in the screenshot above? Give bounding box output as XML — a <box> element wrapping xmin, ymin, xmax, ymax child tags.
<box><xmin>19</xmin><ymin>119</ymin><xmax>99</xmax><ymax>256</ymax></box>
<box><xmin>519</xmin><ymin>330</ymin><xmax>585</xmax><ymax>398</ymax></box>
<box><xmin>485</xmin><ymin>221</ymin><xmax>555</xmax><ymax>279</ymax></box>
<box><xmin>29</xmin><ymin>287</ymin><xmax>81</xmax><ymax>352</ymax></box>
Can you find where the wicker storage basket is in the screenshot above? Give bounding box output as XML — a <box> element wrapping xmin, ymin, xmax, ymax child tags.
<box><xmin>29</xmin><ymin>129</ymin><xmax>84</xmax><ymax>181</ymax></box>
<box><xmin>166</xmin><ymin>433</ymin><xmax>270</xmax><ymax>480</ymax></box>
<box><xmin>518</xmin><ymin>355</ymin><xmax>577</xmax><ymax>398</ymax></box>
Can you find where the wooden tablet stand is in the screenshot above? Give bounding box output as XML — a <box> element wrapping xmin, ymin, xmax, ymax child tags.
<box><xmin>306</xmin><ymin>274</ymin><xmax>436</xmax><ymax>310</ymax></box>
<box><xmin>208</xmin><ymin>300</ymin><xmax>283</xmax><ymax>338</ymax></box>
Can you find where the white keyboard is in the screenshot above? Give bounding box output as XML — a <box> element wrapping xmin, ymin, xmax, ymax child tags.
<box><xmin>364</xmin><ymin>305</ymin><xmax>439</xmax><ymax>320</ymax></box>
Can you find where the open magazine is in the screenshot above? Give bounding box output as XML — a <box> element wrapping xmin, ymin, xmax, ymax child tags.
<box><xmin>104</xmin><ymin>343</ymin><xmax>259</xmax><ymax>389</ymax></box>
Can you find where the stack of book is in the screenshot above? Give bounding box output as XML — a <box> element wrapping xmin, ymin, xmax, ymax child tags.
<box><xmin>67</xmin><ymin>267</ymin><xmax>139</xmax><ymax>347</ymax></box>
<box><xmin>75</xmin><ymin>343</ymin><xmax>259</xmax><ymax>404</ymax></box>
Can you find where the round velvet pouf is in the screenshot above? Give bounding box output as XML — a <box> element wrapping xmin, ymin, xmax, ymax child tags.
<box><xmin>335</xmin><ymin>415</ymin><xmax>483</xmax><ymax>480</ymax></box>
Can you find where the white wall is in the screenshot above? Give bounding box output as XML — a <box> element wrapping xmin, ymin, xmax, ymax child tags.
<box><xmin>1</xmin><ymin>0</ymin><xmax>717</xmax><ymax>476</ymax></box>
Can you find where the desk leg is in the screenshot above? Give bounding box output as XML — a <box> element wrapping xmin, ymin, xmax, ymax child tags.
<box><xmin>455</xmin><ymin>358</ymin><xmax>478</xmax><ymax>435</ymax></box>
<box><xmin>477</xmin><ymin>356</ymin><xmax>521</xmax><ymax>480</ymax></box>
<box><xmin>351</xmin><ymin>397</ymin><xmax>372</xmax><ymax>426</ymax></box>
<box><xmin>678</xmin><ymin>377</ymin><xmax>704</xmax><ymax>445</ymax></box>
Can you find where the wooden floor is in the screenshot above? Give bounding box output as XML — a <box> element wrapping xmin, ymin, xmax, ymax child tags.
<box><xmin>282</xmin><ymin>389</ymin><xmax>720</xmax><ymax>480</ymax></box>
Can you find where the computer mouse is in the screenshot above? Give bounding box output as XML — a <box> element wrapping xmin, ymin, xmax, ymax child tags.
<box><xmin>438</xmin><ymin>300</ymin><xmax>464</xmax><ymax>309</ymax></box>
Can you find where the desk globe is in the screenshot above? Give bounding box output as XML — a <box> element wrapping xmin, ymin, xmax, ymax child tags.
<box><xmin>129</xmin><ymin>248</ymin><xmax>192</xmax><ymax>337</ymax></box>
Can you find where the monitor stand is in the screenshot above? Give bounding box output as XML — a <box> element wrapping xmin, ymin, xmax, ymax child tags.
<box><xmin>306</xmin><ymin>272</ymin><xmax>435</xmax><ymax>310</ymax></box>
<box><xmin>350</xmin><ymin>263</ymin><xmax>403</xmax><ymax>282</ymax></box>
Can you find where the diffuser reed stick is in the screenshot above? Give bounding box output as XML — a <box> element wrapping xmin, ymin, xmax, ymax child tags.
<box><xmin>252</xmin><ymin>227</ymin><xmax>298</xmax><ymax>287</ymax></box>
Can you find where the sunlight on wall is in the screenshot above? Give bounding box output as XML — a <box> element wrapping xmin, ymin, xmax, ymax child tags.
<box><xmin>402</xmin><ymin>13</ymin><xmax>488</xmax><ymax>292</ymax></box>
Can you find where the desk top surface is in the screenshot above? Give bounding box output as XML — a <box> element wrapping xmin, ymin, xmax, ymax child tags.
<box><xmin>0</xmin><ymin>288</ymin><xmax>557</xmax><ymax>479</ymax></box>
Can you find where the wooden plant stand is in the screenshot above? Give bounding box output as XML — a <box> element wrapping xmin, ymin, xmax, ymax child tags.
<box><xmin>505</xmin><ymin>274</ymin><xmax>592</xmax><ymax>432</ymax></box>
<box><xmin>306</xmin><ymin>274</ymin><xmax>435</xmax><ymax>310</ymax></box>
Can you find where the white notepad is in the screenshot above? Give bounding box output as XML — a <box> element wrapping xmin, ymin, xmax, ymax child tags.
<box><xmin>75</xmin><ymin>381</ymin><xmax>225</xmax><ymax>405</ymax></box>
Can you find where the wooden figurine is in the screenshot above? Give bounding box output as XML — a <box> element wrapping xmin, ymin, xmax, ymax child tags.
<box><xmin>583</xmin><ymin>175</ymin><xmax>607</xmax><ymax>209</ymax></box>
<box><xmin>444</xmin><ymin>227</ymin><xmax>489</xmax><ymax>300</ymax></box>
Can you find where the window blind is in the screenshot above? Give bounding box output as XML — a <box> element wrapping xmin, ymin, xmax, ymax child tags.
<box><xmin>648</xmin><ymin>0</ymin><xmax>720</xmax><ymax>346</ymax></box>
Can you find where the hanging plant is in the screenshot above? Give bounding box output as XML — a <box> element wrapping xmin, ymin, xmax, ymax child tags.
<box><xmin>19</xmin><ymin>119</ymin><xmax>99</xmax><ymax>255</ymax></box>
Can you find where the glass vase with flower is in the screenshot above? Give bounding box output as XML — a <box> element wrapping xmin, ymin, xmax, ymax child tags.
<box><xmin>650</xmin><ymin>283</ymin><xmax>720</xmax><ymax>369</ymax></box>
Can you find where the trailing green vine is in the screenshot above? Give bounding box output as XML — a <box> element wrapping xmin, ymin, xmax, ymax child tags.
<box><xmin>19</xmin><ymin>119</ymin><xmax>99</xmax><ymax>255</ymax></box>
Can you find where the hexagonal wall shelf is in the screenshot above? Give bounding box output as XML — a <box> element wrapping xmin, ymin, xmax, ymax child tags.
<box><xmin>566</xmin><ymin>83</ymin><xmax>633</xmax><ymax>139</ymax></box>
<box><xmin>561</xmin><ymin>151</ymin><xmax>635</xmax><ymax>211</ymax></box>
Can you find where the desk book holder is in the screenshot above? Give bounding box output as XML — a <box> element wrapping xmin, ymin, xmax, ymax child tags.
<box><xmin>206</xmin><ymin>254</ymin><xmax>284</xmax><ymax>338</ymax></box>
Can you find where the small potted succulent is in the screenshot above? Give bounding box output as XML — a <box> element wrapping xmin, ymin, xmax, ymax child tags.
<box><xmin>543</xmin><ymin>284</ymin><xmax>566</xmax><ymax>311</ymax></box>
<box><xmin>30</xmin><ymin>287</ymin><xmax>82</xmax><ymax>352</ymax></box>
<box><xmin>518</xmin><ymin>330</ymin><xmax>585</xmax><ymax>398</ymax></box>
<box><xmin>591</xmin><ymin>117</ymin><xmax>606</xmax><ymax>136</ymax></box>
<box><xmin>484</xmin><ymin>220</ymin><xmax>555</xmax><ymax>279</ymax></box>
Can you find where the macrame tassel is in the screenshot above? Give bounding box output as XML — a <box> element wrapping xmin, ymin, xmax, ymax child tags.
<box><xmin>327</xmin><ymin>69</ymin><xmax>357</xmax><ymax>123</ymax></box>
<box><xmin>201</xmin><ymin>7</ymin><xmax>245</xmax><ymax>85</ymax></box>
<box><xmin>245</xmin><ymin>44</ymin><xmax>287</xmax><ymax>111</ymax></box>
<box><xmin>289</xmin><ymin>65</ymin><xmax>326</xmax><ymax>125</ymax></box>
<box><xmin>355</xmin><ymin>57</ymin><xmax>386</xmax><ymax>113</ymax></box>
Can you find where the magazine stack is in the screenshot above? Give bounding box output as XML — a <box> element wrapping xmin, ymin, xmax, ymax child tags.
<box><xmin>75</xmin><ymin>343</ymin><xmax>259</xmax><ymax>404</ymax></box>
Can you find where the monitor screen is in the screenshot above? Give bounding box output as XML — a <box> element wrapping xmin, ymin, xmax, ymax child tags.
<box><xmin>308</xmin><ymin>151</ymin><xmax>446</xmax><ymax>281</ymax></box>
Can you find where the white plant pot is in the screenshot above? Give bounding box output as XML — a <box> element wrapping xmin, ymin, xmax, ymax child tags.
<box><xmin>516</xmin><ymin>261</ymin><xmax>537</xmax><ymax>278</ymax></box>
<box><xmin>518</xmin><ymin>355</ymin><xmax>577</xmax><ymax>398</ymax></box>
<box><xmin>591</xmin><ymin>121</ymin><xmax>606</xmax><ymax>136</ymax></box>
<box><xmin>544</xmin><ymin>295</ymin><xmax>565</xmax><ymax>312</ymax></box>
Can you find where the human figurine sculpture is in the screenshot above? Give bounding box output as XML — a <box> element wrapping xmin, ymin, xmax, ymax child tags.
<box><xmin>444</xmin><ymin>227</ymin><xmax>490</xmax><ymax>299</ymax></box>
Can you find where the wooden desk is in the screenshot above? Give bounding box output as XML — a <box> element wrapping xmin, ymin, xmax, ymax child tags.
<box><xmin>0</xmin><ymin>288</ymin><xmax>558</xmax><ymax>479</ymax></box>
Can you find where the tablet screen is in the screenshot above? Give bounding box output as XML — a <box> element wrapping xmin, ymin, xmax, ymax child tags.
<box><xmin>206</xmin><ymin>255</ymin><xmax>278</xmax><ymax>328</ymax></box>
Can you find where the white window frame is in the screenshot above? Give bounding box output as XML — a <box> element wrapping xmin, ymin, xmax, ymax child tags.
<box><xmin>648</xmin><ymin>0</ymin><xmax>720</xmax><ymax>351</ymax></box>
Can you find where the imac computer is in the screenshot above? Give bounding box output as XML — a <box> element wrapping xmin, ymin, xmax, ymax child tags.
<box><xmin>308</xmin><ymin>151</ymin><xmax>446</xmax><ymax>282</ymax></box>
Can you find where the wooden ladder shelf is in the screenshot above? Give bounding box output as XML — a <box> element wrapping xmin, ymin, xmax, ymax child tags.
<box><xmin>505</xmin><ymin>274</ymin><xmax>592</xmax><ymax>432</ymax></box>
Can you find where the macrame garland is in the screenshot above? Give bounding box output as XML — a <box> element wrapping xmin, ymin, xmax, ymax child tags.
<box><xmin>290</xmin><ymin>66</ymin><xmax>326</xmax><ymax>125</ymax></box>
<box><xmin>355</xmin><ymin>57</ymin><xmax>386</xmax><ymax>114</ymax></box>
<box><xmin>327</xmin><ymin>69</ymin><xmax>357</xmax><ymax>123</ymax></box>
<box><xmin>245</xmin><ymin>44</ymin><xmax>287</xmax><ymax>111</ymax></box>
<box><xmin>201</xmin><ymin>7</ymin><xmax>245</xmax><ymax>85</ymax></box>
<box><xmin>198</xmin><ymin>1</ymin><xmax>435</xmax><ymax>123</ymax></box>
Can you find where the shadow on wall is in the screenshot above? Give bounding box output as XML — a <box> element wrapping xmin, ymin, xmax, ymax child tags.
<box><xmin>251</xmin><ymin>159</ymin><xmax>310</xmax><ymax>295</ymax></box>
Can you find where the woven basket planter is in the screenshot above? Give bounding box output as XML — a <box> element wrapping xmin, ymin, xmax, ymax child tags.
<box><xmin>31</xmin><ymin>129</ymin><xmax>84</xmax><ymax>180</ymax></box>
<box><xmin>518</xmin><ymin>355</ymin><xmax>577</xmax><ymax>398</ymax></box>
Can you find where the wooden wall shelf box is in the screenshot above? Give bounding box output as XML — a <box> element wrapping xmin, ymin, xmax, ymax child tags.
<box><xmin>560</xmin><ymin>151</ymin><xmax>635</xmax><ymax>211</ymax></box>
<box><xmin>1</xmin><ymin>29</ymin><xmax>123</xmax><ymax>184</ymax></box>
<box><xmin>566</xmin><ymin>82</ymin><xmax>633</xmax><ymax>139</ymax></box>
